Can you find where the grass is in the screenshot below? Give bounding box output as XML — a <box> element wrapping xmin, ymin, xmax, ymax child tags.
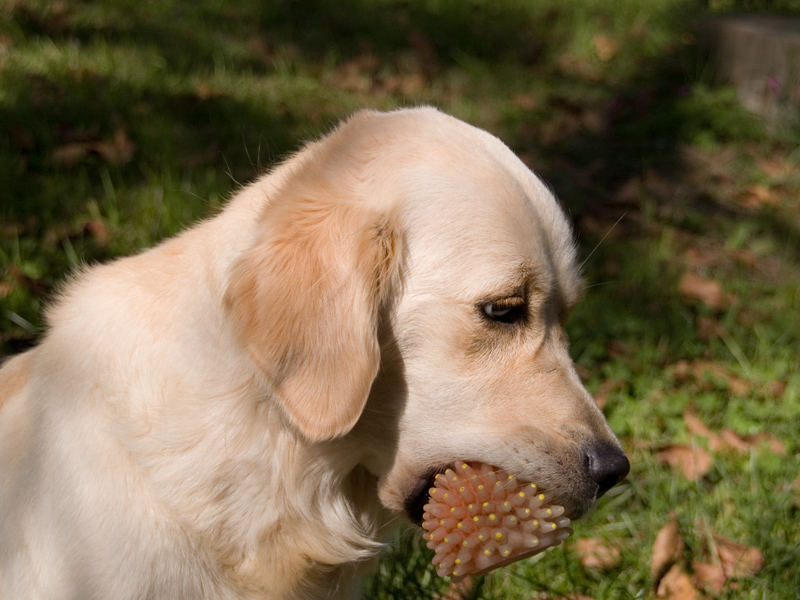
<box><xmin>1</xmin><ymin>1</ymin><xmax>799</xmax><ymax>598</ymax></box>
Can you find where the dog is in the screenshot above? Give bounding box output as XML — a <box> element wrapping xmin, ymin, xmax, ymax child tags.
<box><xmin>0</xmin><ymin>107</ymin><xmax>628</xmax><ymax>599</ymax></box>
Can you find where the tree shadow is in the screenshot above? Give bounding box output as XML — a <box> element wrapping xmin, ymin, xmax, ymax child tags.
<box><xmin>2</xmin><ymin>0</ymin><xmax>794</xmax><ymax>361</ymax></box>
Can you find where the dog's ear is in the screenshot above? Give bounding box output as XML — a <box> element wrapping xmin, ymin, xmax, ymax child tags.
<box><xmin>225</xmin><ymin>187</ymin><xmax>401</xmax><ymax>442</ymax></box>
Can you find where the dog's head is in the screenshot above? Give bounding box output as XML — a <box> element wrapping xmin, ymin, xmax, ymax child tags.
<box><xmin>225</xmin><ymin>107</ymin><xmax>628</xmax><ymax>524</ymax></box>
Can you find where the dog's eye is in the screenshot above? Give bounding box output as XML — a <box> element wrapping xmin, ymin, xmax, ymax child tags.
<box><xmin>481</xmin><ymin>298</ymin><xmax>527</xmax><ymax>324</ymax></box>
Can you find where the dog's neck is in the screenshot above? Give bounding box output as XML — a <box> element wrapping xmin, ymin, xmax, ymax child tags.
<box><xmin>124</xmin><ymin>369</ymin><xmax>391</xmax><ymax>598</ymax></box>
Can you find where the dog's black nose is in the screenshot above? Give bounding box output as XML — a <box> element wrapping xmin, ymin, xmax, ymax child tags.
<box><xmin>586</xmin><ymin>442</ymin><xmax>629</xmax><ymax>498</ymax></box>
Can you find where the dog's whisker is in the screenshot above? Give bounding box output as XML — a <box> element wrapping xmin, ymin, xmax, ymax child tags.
<box><xmin>582</xmin><ymin>279</ymin><xmax>620</xmax><ymax>290</ymax></box>
<box><xmin>578</xmin><ymin>211</ymin><xmax>627</xmax><ymax>271</ymax></box>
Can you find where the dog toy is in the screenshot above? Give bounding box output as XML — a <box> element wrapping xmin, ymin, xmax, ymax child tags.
<box><xmin>422</xmin><ymin>462</ymin><xmax>572</xmax><ymax>578</ymax></box>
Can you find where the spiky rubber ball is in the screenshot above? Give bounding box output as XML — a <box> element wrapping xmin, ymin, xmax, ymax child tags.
<box><xmin>422</xmin><ymin>462</ymin><xmax>572</xmax><ymax>578</ymax></box>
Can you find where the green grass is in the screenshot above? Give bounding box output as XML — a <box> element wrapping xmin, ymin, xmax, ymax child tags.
<box><xmin>2</xmin><ymin>1</ymin><xmax>799</xmax><ymax>598</ymax></box>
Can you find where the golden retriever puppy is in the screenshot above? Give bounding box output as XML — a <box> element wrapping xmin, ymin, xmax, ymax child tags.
<box><xmin>0</xmin><ymin>107</ymin><xmax>628</xmax><ymax>599</ymax></box>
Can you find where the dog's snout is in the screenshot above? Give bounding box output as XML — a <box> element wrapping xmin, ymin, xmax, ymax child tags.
<box><xmin>586</xmin><ymin>442</ymin><xmax>629</xmax><ymax>498</ymax></box>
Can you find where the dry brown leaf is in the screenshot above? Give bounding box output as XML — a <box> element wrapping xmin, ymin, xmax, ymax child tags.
<box><xmin>767</xmin><ymin>380</ymin><xmax>786</xmax><ymax>398</ymax></box>
<box><xmin>746</xmin><ymin>432</ymin><xmax>785</xmax><ymax>454</ymax></box>
<box><xmin>719</xmin><ymin>429</ymin><xmax>751</xmax><ymax>452</ymax></box>
<box><xmin>0</xmin><ymin>33</ymin><xmax>13</xmax><ymax>52</ymax></box>
<box><xmin>738</xmin><ymin>184</ymin><xmax>778</xmax><ymax>209</ymax></box>
<box><xmin>52</xmin><ymin>128</ymin><xmax>135</xmax><ymax>167</ymax></box>
<box><xmin>727</xmin><ymin>376</ymin><xmax>751</xmax><ymax>396</ymax></box>
<box><xmin>592</xmin><ymin>34</ymin><xmax>619</xmax><ymax>61</ymax></box>
<box><xmin>695</xmin><ymin>316</ymin><xmax>722</xmax><ymax>341</ymax></box>
<box><xmin>719</xmin><ymin>429</ymin><xmax>785</xmax><ymax>455</ymax></box>
<box><xmin>712</xmin><ymin>534</ymin><xmax>764</xmax><ymax>578</ymax></box>
<box><xmin>52</xmin><ymin>141</ymin><xmax>92</xmax><ymax>166</ymax></box>
<box><xmin>683</xmin><ymin>411</ymin><xmax>726</xmax><ymax>452</ymax></box>
<box><xmin>671</xmin><ymin>360</ymin><xmax>751</xmax><ymax>396</ymax></box>
<box><xmin>657</xmin><ymin>565</ymin><xmax>698</xmax><ymax>600</ymax></box>
<box><xmin>691</xmin><ymin>561</ymin><xmax>726</xmax><ymax>595</ymax></box>
<box><xmin>575</xmin><ymin>538</ymin><xmax>622</xmax><ymax>571</ymax></box>
<box><xmin>682</xmin><ymin>411</ymin><xmax>783</xmax><ymax>456</ymax></box>
<box><xmin>651</xmin><ymin>517</ymin><xmax>684</xmax><ymax>585</ymax></box>
<box><xmin>678</xmin><ymin>273</ymin><xmax>730</xmax><ymax>311</ymax></box>
<box><xmin>683</xmin><ymin>411</ymin><xmax>715</xmax><ymax>439</ymax></box>
<box><xmin>729</xmin><ymin>248</ymin><xmax>756</xmax><ymax>267</ymax></box>
<box><xmin>93</xmin><ymin>128</ymin><xmax>136</xmax><ymax>165</ymax></box>
<box><xmin>757</xmin><ymin>156</ymin><xmax>789</xmax><ymax>177</ymax></box>
<box><xmin>84</xmin><ymin>219</ymin><xmax>111</xmax><ymax>248</ymax></box>
<box><xmin>684</xmin><ymin>247</ymin><xmax>717</xmax><ymax>269</ymax></box>
<box><xmin>656</xmin><ymin>445</ymin><xmax>713</xmax><ymax>480</ymax></box>
<box><xmin>195</xmin><ymin>82</ymin><xmax>223</xmax><ymax>100</ymax></box>
<box><xmin>435</xmin><ymin>575</ymin><xmax>474</xmax><ymax>600</ymax></box>
<box><xmin>511</xmin><ymin>93</ymin><xmax>537</xmax><ymax>110</ymax></box>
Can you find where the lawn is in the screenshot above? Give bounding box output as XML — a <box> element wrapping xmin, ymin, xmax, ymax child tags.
<box><xmin>1</xmin><ymin>1</ymin><xmax>798</xmax><ymax>598</ymax></box>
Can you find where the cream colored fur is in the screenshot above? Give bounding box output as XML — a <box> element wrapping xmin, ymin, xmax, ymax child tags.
<box><xmin>0</xmin><ymin>107</ymin><xmax>623</xmax><ymax>599</ymax></box>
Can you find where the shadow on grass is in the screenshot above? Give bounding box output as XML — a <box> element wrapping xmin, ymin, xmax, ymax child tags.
<box><xmin>1</xmin><ymin>2</ymin><xmax>790</xmax><ymax>368</ymax></box>
<box><xmin>0</xmin><ymin>0</ymin><xmax>572</xmax><ymax>216</ymax></box>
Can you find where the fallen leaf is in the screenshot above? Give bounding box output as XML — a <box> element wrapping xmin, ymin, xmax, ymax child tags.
<box><xmin>718</xmin><ymin>428</ymin><xmax>785</xmax><ymax>455</ymax></box>
<box><xmin>92</xmin><ymin>128</ymin><xmax>135</xmax><ymax>165</ymax></box>
<box><xmin>670</xmin><ymin>360</ymin><xmax>751</xmax><ymax>396</ymax></box>
<box><xmin>743</xmin><ymin>432</ymin><xmax>785</xmax><ymax>455</ymax></box>
<box><xmin>695</xmin><ymin>316</ymin><xmax>722</xmax><ymax>341</ymax></box>
<box><xmin>656</xmin><ymin>445</ymin><xmax>713</xmax><ymax>480</ymax></box>
<box><xmin>436</xmin><ymin>575</ymin><xmax>474</xmax><ymax>600</ymax></box>
<box><xmin>0</xmin><ymin>33</ymin><xmax>13</xmax><ymax>51</ymax></box>
<box><xmin>592</xmin><ymin>34</ymin><xmax>619</xmax><ymax>61</ymax></box>
<box><xmin>712</xmin><ymin>534</ymin><xmax>764</xmax><ymax>579</ymax></box>
<box><xmin>767</xmin><ymin>380</ymin><xmax>786</xmax><ymax>398</ymax></box>
<box><xmin>195</xmin><ymin>82</ymin><xmax>222</xmax><ymax>100</ymax></box>
<box><xmin>726</xmin><ymin>375</ymin><xmax>751</xmax><ymax>396</ymax></box>
<box><xmin>678</xmin><ymin>273</ymin><xmax>730</xmax><ymax>311</ymax></box>
<box><xmin>651</xmin><ymin>517</ymin><xmax>684</xmax><ymax>585</ymax></box>
<box><xmin>248</xmin><ymin>35</ymin><xmax>273</xmax><ymax>65</ymax></box>
<box><xmin>656</xmin><ymin>565</ymin><xmax>698</xmax><ymax>600</ymax></box>
<box><xmin>738</xmin><ymin>184</ymin><xmax>777</xmax><ymax>209</ymax></box>
<box><xmin>756</xmin><ymin>156</ymin><xmax>788</xmax><ymax>177</ymax></box>
<box><xmin>719</xmin><ymin>429</ymin><xmax>750</xmax><ymax>452</ymax></box>
<box><xmin>52</xmin><ymin>141</ymin><xmax>92</xmax><ymax>166</ymax></box>
<box><xmin>557</xmin><ymin>52</ymin><xmax>602</xmax><ymax>80</ymax></box>
<box><xmin>575</xmin><ymin>538</ymin><xmax>622</xmax><ymax>571</ymax></box>
<box><xmin>83</xmin><ymin>219</ymin><xmax>111</xmax><ymax>248</ymax></box>
<box><xmin>511</xmin><ymin>93</ymin><xmax>537</xmax><ymax>110</ymax></box>
<box><xmin>51</xmin><ymin>128</ymin><xmax>136</xmax><ymax>167</ymax></box>
<box><xmin>683</xmin><ymin>411</ymin><xmax>716</xmax><ymax>439</ymax></box>
<box><xmin>729</xmin><ymin>248</ymin><xmax>756</xmax><ymax>267</ymax></box>
<box><xmin>683</xmin><ymin>410</ymin><xmax>785</xmax><ymax>456</ymax></box>
<box><xmin>692</xmin><ymin>561</ymin><xmax>726</xmax><ymax>595</ymax></box>
<box><xmin>383</xmin><ymin>72</ymin><xmax>425</xmax><ymax>96</ymax></box>
<box><xmin>685</xmin><ymin>247</ymin><xmax>717</xmax><ymax>269</ymax></box>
